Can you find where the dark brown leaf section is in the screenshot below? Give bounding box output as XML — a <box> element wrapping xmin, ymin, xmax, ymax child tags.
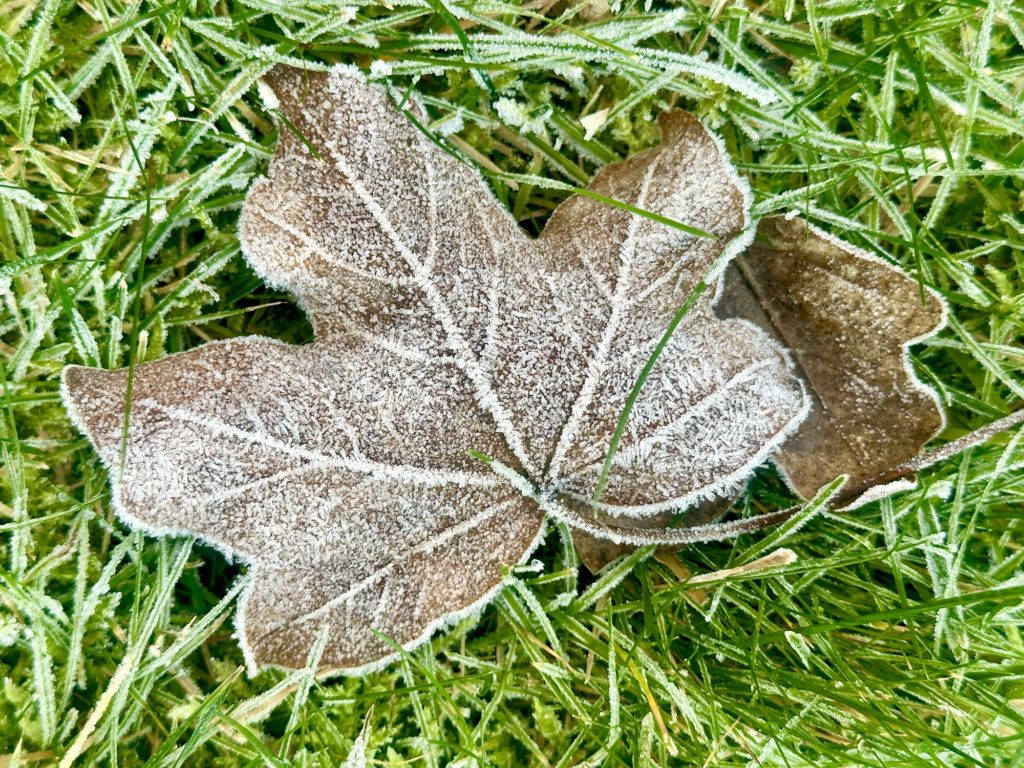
<box><xmin>717</xmin><ymin>216</ymin><xmax>946</xmax><ymax>499</ymax></box>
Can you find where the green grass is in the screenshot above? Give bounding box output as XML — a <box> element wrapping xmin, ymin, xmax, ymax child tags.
<box><xmin>2</xmin><ymin>0</ymin><xmax>1024</xmax><ymax>765</ymax></box>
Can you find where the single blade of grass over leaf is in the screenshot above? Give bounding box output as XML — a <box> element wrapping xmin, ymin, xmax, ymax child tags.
<box><xmin>593</xmin><ymin>279</ymin><xmax>709</xmax><ymax>503</ymax></box>
<box><xmin>489</xmin><ymin>171</ymin><xmax>718</xmax><ymax>239</ymax></box>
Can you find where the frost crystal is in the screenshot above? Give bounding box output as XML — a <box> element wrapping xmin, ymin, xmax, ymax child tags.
<box><xmin>62</xmin><ymin>65</ymin><xmax>944</xmax><ymax>673</ymax></box>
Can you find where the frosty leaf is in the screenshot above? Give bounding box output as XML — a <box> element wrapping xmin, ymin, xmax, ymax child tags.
<box><xmin>717</xmin><ymin>216</ymin><xmax>946</xmax><ymax>500</ymax></box>
<box><xmin>62</xmin><ymin>64</ymin><xmax>811</xmax><ymax>672</ymax></box>
<box><xmin>530</xmin><ymin>111</ymin><xmax>808</xmax><ymax>514</ymax></box>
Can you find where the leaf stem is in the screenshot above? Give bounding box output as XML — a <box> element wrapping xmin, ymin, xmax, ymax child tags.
<box><xmin>585</xmin><ymin>407</ymin><xmax>1024</xmax><ymax>543</ymax></box>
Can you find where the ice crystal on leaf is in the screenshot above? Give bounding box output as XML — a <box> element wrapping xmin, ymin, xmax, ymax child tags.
<box><xmin>61</xmin><ymin>65</ymin><xmax>945</xmax><ymax>673</ymax></box>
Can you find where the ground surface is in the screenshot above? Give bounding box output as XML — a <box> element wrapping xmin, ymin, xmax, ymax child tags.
<box><xmin>2</xmin><ymin>1</ymin><xmax>1024</xmax><ymax>766</ymax></box>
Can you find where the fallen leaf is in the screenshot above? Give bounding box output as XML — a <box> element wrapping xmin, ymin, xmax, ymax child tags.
<box><xmin>580</xmin><ymin>107</ymin><xmax>610</xmax><ymax>140</ymax></box>
<box><xmin>62</xmin><ymin>64</ymin><xmax>816</xmax><ymax>671</ymax></box>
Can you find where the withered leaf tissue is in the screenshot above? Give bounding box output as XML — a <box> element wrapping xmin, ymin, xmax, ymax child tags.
<box><xmin>61</xmin><ymin>65</ymin><xmax>946</xmax><ymax>674</ymax></box>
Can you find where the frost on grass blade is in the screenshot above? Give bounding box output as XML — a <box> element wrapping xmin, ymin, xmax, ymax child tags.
<box><xmin>69</xmin><ymin>62</ymin><xmax>967</xmax><ymax>671</ymax></box>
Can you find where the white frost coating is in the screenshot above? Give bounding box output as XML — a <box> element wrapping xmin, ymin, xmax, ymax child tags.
<box><xmin>342</xmin><ymin>717</ymin><xmax>371</xmax><ymax>768</ymax></box>
<box><xmin>561</xmin><ymin>350</ymin><xmax>812</xmax><ymax>518</ymax></box>
<box><xmin>256</xmin><ymin>78</ymin><xmax>280</xmax><ymax>110</ymax></box>
<box><xmin>546</xmin><ymin>159</ymin><xmax>663</xmax><ymax>482</ymax></box>
<box><xmin>7</xmin><ymin>82</ymin><xmax>178</xmax><ymax>382</ymax></box>
<box><xmin>61</xmin><ymin>65</ymin><xmax>816</xmax><ymax>673</ymax></box>
<box><xmin>235</xmin><ymin>507</ymin><xmax>549</xmax><ymax>679</ymax></box>
<box><xmin>0</xmin><ymin>185</ymin><xmax>46</xmax><ymax>212</ymax></box>
<box><xmin>843</xmin><ymin>479</ymin><xmax>919</xmax><ymax>510</ymax></box>
<box><xmin>62</xmin><ymin>344</ymin><xmax>549</xmax><ymax>678</ymax></box>
<box><xmin>407</xmin><ymin>31</ymin><xmax>779</xmax><ymax>105</ymax></box>
<box><xmin>368</xmin><ymin>59</ymin><xmax>393</xmax><ymax>78</ymax></box>
<box><xmin>490</xmin><ymin>459</ymin><xmax>800</xmax><ymax>548</ymax></box>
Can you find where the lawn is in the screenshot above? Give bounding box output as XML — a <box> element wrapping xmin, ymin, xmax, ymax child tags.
<box><xmin>2</xmin><ymin>0</ymin><xmax>1024</xmax><ymax>766</ymax></box>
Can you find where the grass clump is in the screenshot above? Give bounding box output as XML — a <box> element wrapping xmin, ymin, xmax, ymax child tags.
<box><xmin>2</xmin><ymin>1</ymin><xmax>1024</xmax><ymax>765</ymax></box>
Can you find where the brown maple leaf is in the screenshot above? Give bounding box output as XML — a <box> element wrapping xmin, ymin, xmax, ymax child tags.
<box><xmin>61</xmin><ymin>65</ymin><xmax>943</xmax><ymax>672</ymax></box>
